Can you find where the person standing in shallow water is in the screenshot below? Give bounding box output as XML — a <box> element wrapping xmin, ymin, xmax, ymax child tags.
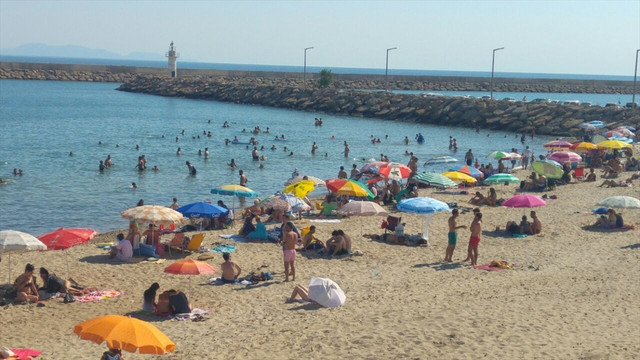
<box><xmin>465</xmin><ymin>149</ymin><xmax>474</xmax><ymax>166</ymax></box>
<box><xmin>185</xmin><ymin>161</ymin><xmax>196</xmax><ymax>175</ymax></box>
<box><xmin>239</xmin><ymin>170</ymin><xmax>247</xmax><ymax>186</ymax></box>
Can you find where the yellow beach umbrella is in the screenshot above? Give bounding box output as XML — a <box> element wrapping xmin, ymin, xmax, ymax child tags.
<box><xmin>442</xmin><ymin>171</ymin><xmax>477</xmax><ymax>183</ymax></box>
<box><xmin>570</xmin><ymin>142</ymin><xmax>598</xmax><ymax>152</ymax></box>
<box><xmin>596</xmin><ymin>140</ymin><xmax>632</xmax><ymax>150</ymax></box>
<box><xmin>74</xmin><ymin>315</ymin><xmax>175</xmax><ymax>355</ymax></box>
<box><xmin>283</xmin><ymin>180</ymin><xmax>315</xmax><ymax>198</ymax></box>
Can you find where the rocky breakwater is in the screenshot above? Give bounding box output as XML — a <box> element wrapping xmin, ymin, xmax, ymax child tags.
<box><xmin>118</xmin><ymin>77</ymin><xmax>640</xmax><ymax>136</ymax></box>
<box><xmin>0</xmin><ymin>68</ymin><xmax>138</xmax><ymax>82</ymax></box>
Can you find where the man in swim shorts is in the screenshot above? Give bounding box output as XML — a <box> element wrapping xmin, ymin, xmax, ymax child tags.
<box><xmin>468</xmin><ymin>212</ymin><xmax>483</xmax><ymax>266</ymax></box>
<box><xmin>283</xmin><ymin>222</ymin><xmax>297</xmax><ymax>282</ymax></box>
<box><xmin>220</xmin><ymin>252</ymin><xmax>241</xmax><ymax>284</ymax></box>
<box><xmin>444</xmin><ymin>209</ymin><xmax>466</xmax><ymax>262</ymax></box>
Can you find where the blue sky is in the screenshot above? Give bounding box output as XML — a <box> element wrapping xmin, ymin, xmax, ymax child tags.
<box><xmin>1</xmin><ymin>0</ymin><xmax>639</xmax><ymax>75</ymax></box>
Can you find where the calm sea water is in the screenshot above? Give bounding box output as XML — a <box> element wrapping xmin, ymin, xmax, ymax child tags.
<box><xmin>1</xmin><ymin>55</ymin><xmax>634</xmax><ymax>81</ymax></box>
<box><xmin>0</xmin><ymin>79</ymin><xmax>553</xmax><ymax>235</ymax></box>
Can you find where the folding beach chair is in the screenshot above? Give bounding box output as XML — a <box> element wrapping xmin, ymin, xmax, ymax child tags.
<box><xmin>186</xmin><ymin>233</ymin><xmax>205</xmax><ymax>251</ymax></box>
<box><xmin>573</xmin><ymin>167</ymin><xmax>584</xmax><ymax>181</ymax></box>
<box><xmin>164</xmin><ymin>233</ymin><xmax>185</xmax><ymax>257</ymax></box>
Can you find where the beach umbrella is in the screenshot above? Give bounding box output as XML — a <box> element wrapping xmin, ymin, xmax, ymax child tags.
<box><xmin>176</xmin><ymin>202</ymin><xmax>229</xmax><ymax>219</ymax></box>
<box><xmin>531</xmin><ymin>160</ymin><xmax>564</xmax><ymax>179</ymax></box>
<box><xmin>211</xmin><ymin>184</ymin><xmax>259</xmax><ymax>211</ymax></box>
<box><xmin>483</xmin><ymin>173</ymin><xmax>520</xmax><ymax>184</ymax></box>
<box><xmin>577</xmin><ymin>123</ymin><xmax>596</xmax><ymax>130</ymax></box>
<box><xmin>280</xmin><ymin>193</ymin><xmax>311</xmax><ymax>212</ymax></box>
<box><xmin>448</xmin><ymin>165</ymin><xmax>484</xmax><ymax>179</ymax></box>
<box><xmin>396</xmin><ymin>197</ymin><xmax>450</xmax><ymax>243</ymax></box>
<box><xmin>613</xmin><ymin>128</ymin><xmax>635</xmax><ymax>137</ymax></box>
<box><xmin>74</xmin><ymin>315</ymin><xmax>175</xmax><ymax>355</ymax></box>
<box><xmin>282</xmin><ymin>180</ymin><xmax>315</xmax><ymax>198</ymax></box>
<box><xmin>603</xmin><ymin>130</ymin><xmax>625</xmax><ymax>138</ymax></box>
<box><xmin>543</xmin><ymin>140</ymin><xmax>572</xmax><ymax>150</ymax></box>
<box><xmin>325</xmin><ymin>179</ymin><xmax>375</xmax><ymax>200</ymax></box>
<box><xmin>308</xmin><ymin>277</ymin><xmax>346</xmax><ymax>308</ymax></box>
<box><xmin>610</xmin><ymin>136</ymin><xmax>633</xmax><ymax>144</ymax></box>
<box><xmin>596</xmin><ymin>140</ymin><xmax>632</xmax><ymax>150</ymax></box>
<box><xmin>486</xmin><ymin>151</ymin><xmax>512</xmax><ymax>160</ymax></box>
<box><xmin>38</xmin><ymin>227</ymin><xmax>98</xmax><ymax>278</ymax></box>
<box><xmin>589</xmin><ymin>120</ymin><xmax>606</xmax><ymax>128</ymax></box>
<box><xmin>547</xmin><ymin>151</ymin><xmax>582</xmax><ymax>164</ymax></box>
<box><xmin>569</xmin><ymin>142</ymin><xmax>598</xmax><ymax>151</ymax></box>
<box><xmin>284</xmin><ymin>175</ymin><xmax>326</xmax><ymax>187</ymax></box>
<box><xmin>121</xmin><ymin>205</ymin><xmax>184</xmax><ymax>226</ymax></box>
<box><xmin>502</xmin><ymin>194</ymin><xmax>547</xmax><ymax>208</ymax></box>
<box><xmin>377</xmin><ymin>162</ymin><xmax>412</xmax><ymax>180</ymax></box>
<box><xmin>423</xmin><ymin>155</ymin><xmax>458</xmax><ymax>166</ymax></box>
<box><xmin>414</xmin><ymin>172</ymin><xmax>457</xmax><ymax>188</ymax></box>
<box><xmin>617</xmin><ymin>125</ymin><xmax>636</xmax><ymax>131</ymax></box>
<box><xmin>597</xmin><ymin>196</ymin><xmax>640</xmax><ymax>209</ymax></box>
<box><xmin>442</xmin><ymin>171</ymin><xmax>477</xmax><ymax>183</ymax></box>
<box><xmin>0</xmin><ymin>230</ymin><xmax>47</xmax><ymax>283</ymax></box>
<box><xmin>337</xmin><ymin>201</ymin><xmax>388</xmax><ymax>243</ymax></box>
<box><xmin>266</xmin><ymin>196</ymin><xmax>292</xmax><ymax>212</ymax></box>
<box><xmin>360</xmin><ymin>161</ymin><xmax>388</xmax><ymax>173</ymax></box>
<box><xmin>165</xmin><ymin>259</ymin><xmax>216</xmax><ymax>298</ymax></box>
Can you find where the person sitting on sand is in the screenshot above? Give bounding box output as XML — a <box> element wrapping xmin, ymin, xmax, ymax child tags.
<box><xmin>625</xmin><ymin>157</ymin><xmax>639</xmax><ymax>171</ymax></box>
<box><xmin>240</xmin><ymin>214</ymin><xmax>256</xmax><ymax>237</ymax></box>
<box><xmin>302</xmin><ymin>225</ymin><xmax>325</xmax><ymax>250</ymax></box>
<box><xmin>482</xmin><ymin>188</ymin><xmax>497</xmax><ymax>207</ymax></box>
<box><xmin>109</xmin><ymin>233</ymin><xmax>132</xmax><ymax>262</ymax></box>
<box><xmin>143</xmin><ymin>224</ymin><xmax>160</xmax><ymax>246</ymax></box>
<box><xmin>469</xmin><ymin>191</ymin><xmax>485</xmax><ymax>205</ymax></box>
<box><xmin>220</xmin><ymin>252</ymin><xmax>242</xmax><ymax>284</ymax></box>
<box><xmin>326</xmin><ymin>230</ymin><xmax>348</xmax><ymax>256</ymax></box>
<box><xmin>166</xmin><ymin>289</ymin><xmax>191</xmax><ymax>314</ymax></box>
<box><xmin>593</xmin><ymin>209</ymin><xmax>620</xmax><ymax>229</ymax></box>
<box><xmin>11</xmin><ymin>263</ymin><xmax>39</xmax><ymax>303</ymax></box>
<box><xmin>602</xmin><ymin>158</ymin><xmax>622</xmax><ymax>178</ymax></box>
<box><xmin>142</xmin><ymin>282</ymin><xmax>159</xmax><ymax>312</ymax></box>
<box><xmin>247</xmin><ymin>216</ymin><xmax>267</xmax><ymax>241</ymax></box>
<box><xmin>585</xmin><ymin>168</ymin><xmax>597</xmax><ymax>182</ymax></box>
<box><xmin>101</xmin><ymin>348</ymin><xmax>124</xmax><ymax>360</ymax></box>
<box><xmin>530</xmin><ymin>211</ymin><xmax>542</xmax><ymax>234</ymax></box>
<box><xmin>536</xmin><ymin>174</ymin><xmax>547</xmax><ymax>191</ymax></box>
<box><xmin>286</xmin><ymin>284</ymin><xmax>314</xmax><ymax>303</ymax></box>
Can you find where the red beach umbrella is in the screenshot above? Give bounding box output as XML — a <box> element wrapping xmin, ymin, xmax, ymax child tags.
<box><xmin>377</xmin><ymin>162</ymin><xmax>412</xmax><ymax>180</ymax></box>
<box><xmin>38</xmin><ymin>227</ymin><xmax>98</xmax><ymax>250</ymax></box>
<box><xmin>164</xmin><ymin>259</ymin><xmax>216</xmax><ymax>298</ymax></box>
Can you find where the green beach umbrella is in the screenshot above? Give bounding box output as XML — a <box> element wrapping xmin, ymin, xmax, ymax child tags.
<box><xmin>531</xmin><ymin>160</ymin><xmax>564</xmax><ymax>179</ymax></box>
<box><xmin>486</xmin><ymin>151</ymin><xmax>511</xmax><ymax>160</ymax></box>
<box><xmin>414</xmin><ymin>172</ymin><xmax>457</xmax><ymax>188</ymax></box>
<box><xmin>484</xmin><ymin>173</ymin><xmax>520</xmax><ymax>184</ymax></box>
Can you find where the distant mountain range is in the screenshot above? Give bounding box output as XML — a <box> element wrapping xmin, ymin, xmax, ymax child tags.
<box><xmin>0</xmin><ymin>43</ymin><xmax>165</xmax><ymax>61</ymax></box>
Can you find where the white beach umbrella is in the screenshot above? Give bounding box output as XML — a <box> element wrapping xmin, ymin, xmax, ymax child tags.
<box><xmin>284</xmin><ymin>176</ymin><xmax>326</xmax><ymax>187</ymax></box>
<box><xmin>0</xmin><ymin>230</ymin><xmax>47</xmax><ymax>283</ymax></box>
<box><xmin>121</xmin><ymin>205</ymin><xmax>184</xmax><ymax>226</ymax></box>
<box><xmin>308</xmin><ymin>277</ymin><xmax>346</xmax><ymax>308</ymax></box>
<box><xmin>597</xmin><ymin>196</ymin><xmax>640</xmax><ymax>209</ymax></box>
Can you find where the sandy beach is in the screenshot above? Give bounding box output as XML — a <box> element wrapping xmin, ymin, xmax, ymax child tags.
<box><xmin>1</xmin><ymin>167</ymin><xmax>639</xmax><ymax>360</ymax></box>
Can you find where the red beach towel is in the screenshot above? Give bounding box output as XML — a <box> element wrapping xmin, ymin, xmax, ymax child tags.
<box><xmin>10</xmin><ymin>349</ymin><xmax>42</xmax><ymax>359</ymax></box>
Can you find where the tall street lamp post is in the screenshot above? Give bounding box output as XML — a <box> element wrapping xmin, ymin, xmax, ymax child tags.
<box><xmin>385</xmin><ymin>47</ymin><xmax>397</xmax><ymax>91</ymax></box>
<box><xmin>633</xmin><ymin>49</ymin><xmax>640</xmax><ymax>106</ymax></box>
<box><xmin>304</xmin><ymin>46</ymin><xmax>314</xmax><ymax>88</ymax></box>
<box><xmin>490</xmin><ymin>47</ymin><xmax>504</xmax><ymax>100</ymax></box>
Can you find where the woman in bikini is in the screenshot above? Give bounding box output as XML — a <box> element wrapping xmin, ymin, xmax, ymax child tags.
<box><xmin>13</xmin><ymin>263</ymin><xmax>39</xmax><ymax>303</ymax></box>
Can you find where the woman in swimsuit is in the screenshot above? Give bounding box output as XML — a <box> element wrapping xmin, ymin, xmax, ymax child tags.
<box><xmin>13</xmin><ymin>263</ymin><xmax>39</xmax><ymax>303</ymax></box>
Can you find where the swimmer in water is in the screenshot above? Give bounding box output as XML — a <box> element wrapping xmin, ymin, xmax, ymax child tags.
<box><xmin>152</xmin><ymin>165</ymin><xmax>159</xmax><ymax>171</ymax></box>
<box><xmin>116</xmin><ymin>144</ymin><xmax>120</xmax><ymax>147</ymax></box>
<box><xmin>325</xmin><ymin>153</ymin><xmax>328</xmax><ymax>157</ymax></box>
<box><xmin>288</xmin><ymin>152</ymin><xmax>294</xmax><ymax>156</ymax></box>
<box><xmin>229</xmin><ymin>159</ymin><xmax>237</xmax><ymax>168</ymax></box>
<box><xmin>242</xmin><ymin>129</ymin><xmax>246</xmax><ymax>133</ymax></box>
<box><xmin>260</xmin><ymin>155</ymin><xmax>267</xmax><ymax>161</ymax></box>
<box><xmin>225</xmin><ymin>139</ymin><xmax>230</xmax><ymax>145</ymax></box>
<box><xmin>177</xmin><ymin>147</ymin><xmax>181</xmax><ymax>156</ymax></box>
<box><xmin>99</xmin><ymin>160</ymin><xmax>105</xmax><ymax>172</ymax></box>
<box><xmin>283</xmin><ymin>146</ymin><xmax>288</xmax><ymax>152</ymax></box>
<box><xmin>98</xmin><ymin>141</ymin><xmax>102</xmax><ymax>145</ymax></box>
<box><xmin>132</xmin><ymin>182</ymin><xmax>137</xmax><ymax>189</ymax></box>
<box><xmin>204</xmin><ymin>148</ymin><xmax>209</xmax><ymax>160</ymax></box>
<box><xmin>176</xmin><ymin>136</ymin><xmax>179</xmax><ymax>142</ymax></box>
<box><xmin>198</xmin><ymin>149</ymin><xmax>202</xmax><ymax>156</ymax></box>
<box><xmin>233</xmin><ymin>136</ymin><xmax>239</xmax><ymax>142</ymax></box>
<box><xmin>271</xmin><ymin>145</ymin><xmax>276</xmax><ymax>151</ymax></box>
<box><xmin>181</xmin><ymin>129</ymin><xmax>185</xmax><ymax>135</ymax></box>
<box><xmin>259</xmin><ymin>164</ymin><xmax>264</xmax><ymax>169</ymax></box>
<box><xmin>136</xmin><ymin>144</ymin><xmax>140</xmax><ymax>151</ymax></box>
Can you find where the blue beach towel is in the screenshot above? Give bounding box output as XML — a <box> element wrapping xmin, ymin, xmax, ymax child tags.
<box><xmin>211</xmin><ymin>244</ymin><xmax>237</xmax><ymax>253</ymax></box>
<box><xmin>219</xmin><ymin>234</ymin><xmax>247</xmax><ymax>243</ymax></box>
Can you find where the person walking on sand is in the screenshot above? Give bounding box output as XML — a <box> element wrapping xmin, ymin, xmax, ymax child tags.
<box><xmin>467</xmin><ymin>212</ymin><xmax>483</xmax><ymax>266</ymax></box>
<box><xmin>283</xmin><ymin>222</ymin><xmax>297</xmax><ymax>282</ymax></box>
<box><xmin>239</xmin><ymin>170</ymin><xmax>247</xmax><ymax>186</ymax></box>
<box><xmin>444</xmin><ymin>209</ymin><xmax>466</xmax><ymax>262</ymax></box>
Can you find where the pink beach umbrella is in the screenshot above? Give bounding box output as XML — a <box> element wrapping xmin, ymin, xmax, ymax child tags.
<box><xmin>546</xmin><ymin>151</ymin><xmax>582</xmax><ymax>164</ymax></box>
<box><xmin>543</xmin><ymin>140</ymin><xmax>572</xmax><ymax>150</ymax></box>
<box><xmin>502</xmin><ymin>194</ymin><xmax>547</xmax><ymax>208</ymax></box>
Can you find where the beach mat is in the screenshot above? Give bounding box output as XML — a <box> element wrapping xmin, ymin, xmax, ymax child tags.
<box><xmin>310</xmin><ymin>219</ymin><xmax>341</xmax><ymax>223</ymax></box>
<box><xmin>219</xmin><ymin>234</ymin><xmax>247</xmax><ymax>242</ymax></box>
<box><xmin>474</xmin><ymin>264</ymin><xmax>506</xmax><ymax>271</ymax></box>
<box><xmin>74</xmin><ymin>290</ymin><xmax>122</xmax><ymax>303</ymax></box>
<box><xmin>211</xmin><ymin>244</ymin><xmax>237</xmax><ymax>253</ymax></box>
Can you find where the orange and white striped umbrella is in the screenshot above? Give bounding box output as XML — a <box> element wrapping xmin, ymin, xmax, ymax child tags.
<box><xmin>121</xmin><ymin>205</ymin><xmax>184</xmax><ymax>226</ymax></box>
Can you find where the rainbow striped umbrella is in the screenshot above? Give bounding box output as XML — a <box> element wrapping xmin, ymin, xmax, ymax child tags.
<box><xmin>325</xmin><ymin>179</ymin><xmax>375</xmax><ymax>199</ymax></box>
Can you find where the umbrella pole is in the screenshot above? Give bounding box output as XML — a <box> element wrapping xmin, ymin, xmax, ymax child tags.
<box><xmin>423</xmin><ymin>213</ymin><xmax>433</xmax><ymax>246</ymax></box>
<box><xmin>7</xmin><ymin>253</ymin><xmax>11</xmax><ymax>285</ymax></box>
<box><xmin>188</xmin><ymin>276</ymin><xmax>192</xmax><ymax>300</ymax></box>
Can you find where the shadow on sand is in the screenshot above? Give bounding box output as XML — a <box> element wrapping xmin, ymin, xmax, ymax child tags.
<box><xmin>413</xmin><ymin>261</ymin><xmax>463</xmax><ymax>271</ymax></box>
<box><xmin>621</xmin><ymin>243</ymin><xmax>640</xmax><ymax>250</ymax></box>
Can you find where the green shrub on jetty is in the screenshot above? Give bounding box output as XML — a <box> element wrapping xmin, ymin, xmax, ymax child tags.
<box><xmin>318</xmin><ymin>69</ymin><xmax>333</xmax><ymax>87</ymax></box>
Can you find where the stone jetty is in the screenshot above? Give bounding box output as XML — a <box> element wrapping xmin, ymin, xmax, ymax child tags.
<box><xmin>117</xmin><ymin>76</ymin><xmax>640</xmax><ymax>137</ymax></box>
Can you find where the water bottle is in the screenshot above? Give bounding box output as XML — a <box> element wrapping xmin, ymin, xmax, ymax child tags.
<box><xmin>373</xmin><ymin>266</ymin><xmax>379</xmax><ymax>278</ymax></box>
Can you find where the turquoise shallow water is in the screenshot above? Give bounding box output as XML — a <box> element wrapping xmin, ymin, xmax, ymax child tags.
<box><xmin>0</xmin><ymin>79</ymin><xmax>553</xmax><ymax>235</ymax></box>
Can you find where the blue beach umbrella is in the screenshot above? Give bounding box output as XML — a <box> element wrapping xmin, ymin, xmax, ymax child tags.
<box><xmin>211</xmin><ymin>185</ymin><xmax>259</xmax><ymax>210</ymax></box>
<box><xmin>176</xmin><ymin>202</ymin><xmax>229</xmax><ymax>219</ymax></box>
<box><xmin>396</xmin><ymin>197</ymin><xmax>450</xmax><ymax>243</ymax></box>
<box><xmin>589</xmin><ymin>120</ymin><xmax>606</xmax><ymax>128</ymax></box>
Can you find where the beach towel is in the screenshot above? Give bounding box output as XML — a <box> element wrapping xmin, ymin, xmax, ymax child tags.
<box><xmin>175</xmin><ymin>308</ymin><xmax>210</xmax><ymax>321</ymax></box>
<box><xmin>310</xmin><ymin>219</ymin><xmax>341</xmax><ymax>223</ymax></box>
<box><xmin>474</xmin><ymin>264</ymin><xmax>506</xmax><ymax>271</ymax></box>
<box><xmin>475</xmin><ymin>260</ymin><xmax>514</xmax><ymax>271</ymax></box>
<box><xmin>219</xmin><ymin>234</ymin><xmax>247</xmax><ymax>242</ymax></box>
<box><xmin>211</xmin><ymin>244</ymin><xmax>237</xmax><ymax>253</ymax></box>
<box><xmin>10</xmin><ymin>348</ymin><xmax>41</xmax><ymax>359</ymax></box>
<box><xmin>73</xmin><ymin>290</ymin><xmax>122</xmax><ymax>303</ymax></box>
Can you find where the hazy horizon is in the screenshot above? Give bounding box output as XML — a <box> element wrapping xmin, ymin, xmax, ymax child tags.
<box><xmin>1</xmin><ymin>0</ymin><xmax>639</xmax><ymax>76</ymax></box>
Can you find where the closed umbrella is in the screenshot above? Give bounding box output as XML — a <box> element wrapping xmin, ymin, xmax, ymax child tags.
<box><xmin>38</xmin><ymin>227</ymin><xmax>98</xmax><ymax>278</ymax></box>
<box><xmin>165</xmin><ymin>259</ymin><xmax>217</xmax><ymax>298</ymax></box>
<box><xmin>531</xmin><ymin>160</ymin><xmax>564</xmax><ymax>179</ymax></box>
<box><xmin>308</xmin><ymin>277</ymin><xmax>346</xmax><ymax>308</ymax></box>
<box><xmin>597</xmin><ymin>196</ymin><xmax>640</xmax><ymax>209</ymax></box>
<box><xmin>0</xmin><ymin>230</ymin><xmax>47</xmax><ymax>283</ymax></box>
<box><xmin>396</xmin><ymin>197</ymin><xmax>450</xmax><ymax>243</ymax></box>
<box><xmin>414</xmin><ymin>172</ymin><xmax>457</xmax><ymax>188</ymax></box>
<box><xmin>74</xmin><ymin>315</ymin><xmax>175</xmax><ymax>355</ymax></box>
<box><xmin>547</xmin><ymin>151</ymin><xmax>582</xmax><ymax>164</ymax></box>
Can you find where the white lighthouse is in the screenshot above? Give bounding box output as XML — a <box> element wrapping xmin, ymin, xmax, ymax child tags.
<box><xmin>165</xmin><ymin>41</ymin><xmax>180</xmax><ymax>78</ymax></box>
